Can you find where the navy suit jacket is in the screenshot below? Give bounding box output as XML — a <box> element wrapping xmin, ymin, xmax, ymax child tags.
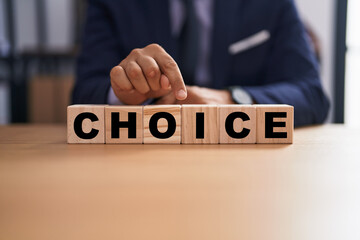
<box><xmin>73</xmin><ymin>0</ymin><xmax>330</xmax><ymax>127</ymax></box>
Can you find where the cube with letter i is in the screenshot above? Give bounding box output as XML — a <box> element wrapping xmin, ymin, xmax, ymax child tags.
<box><xmin>181</xmin><ymin>105</ymin><xmax>219</xmax><ymax>144</ymax></box>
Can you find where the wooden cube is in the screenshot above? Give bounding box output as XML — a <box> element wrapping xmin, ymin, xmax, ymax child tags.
<box><xmin>219</xmin><ymin>105</ymin><xmax>257</xmax><ymax>144</ymax></box>
<box><xmin>67</xmin><ymin>105</ymin><xmax>106</xmax><ymax>144</ymax></box>
<box><xmin>143</xmin><ymin>105</ymin><xmax>181</xmax><ymax>144</ymax></box>
<box><xmin>256</xmin><ymin>105</ymin><xmax>294</xmax><ymax>144</ymax></box>
<box><xmin>181</xmin><ymin>105</ymin><xmax>219</xmax><ymax>144</ymax></box>
<box><xmin>105</xmin><ymin>106</ymin><xmax>143</xmax><ymax>144</ymax></box>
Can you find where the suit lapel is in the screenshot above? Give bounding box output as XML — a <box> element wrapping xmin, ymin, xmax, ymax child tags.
<box><xmin>210</xmin><ymin>0</ymin><xmax>244</xmax><ymax>89</ymax></box>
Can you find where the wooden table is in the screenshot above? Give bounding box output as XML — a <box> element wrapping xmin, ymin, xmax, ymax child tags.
<box><xmin>0</xmin><ymin>124</ymin><xmax>359</xmax><ymax>240</ymax></box>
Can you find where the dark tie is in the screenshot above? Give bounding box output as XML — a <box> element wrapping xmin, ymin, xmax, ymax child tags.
<box><xmin>178</xmin><ymin>0</ymin><xmax>199</xmax><ymax>85</ymax></box>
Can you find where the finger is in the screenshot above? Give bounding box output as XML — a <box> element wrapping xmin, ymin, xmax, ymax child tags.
<box><xmin>154</xmin><ymin>54</ymin><xmax>187</xmax><ymax>100</ymax></box>
<box><xmin>116</xmin><ymin>89</ymin><xmax>147</xmax><ymax>105</ymax></box>
<box><xmin>110</xmin><ymin>65</ymin><xmax>133</xmax><ymax>91</ymax></box>
<box><xmin>136</xmin><ymin>56</ymin><xmax>161</xmax><ymax>91</ymax></box>
<box><xmin>160</xmin><ymin>74</ymin><xmax>171</xmax><ymax>90</ymax></box>
<box><xmin>145</xmin><ymin>44</ymin><xmax>187</xmax><ymax>100</ymax></box>
<box><xmin>124</xmin><ymin>61</ymin><xmax>151</xmax><ymax>94</ymax></box>
<box><xmin>155</xmin><ymin>93</ymin><xmax>176</xmax><ymax>105</ymax></box>
<box><xmin>146</xmin><ymin>88</ymin><xmax>171</xmax><ymax>99</ymax></box>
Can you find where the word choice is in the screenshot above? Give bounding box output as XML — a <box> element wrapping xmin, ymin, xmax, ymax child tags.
<box><xmin>67</xmin><ymin>104</ymin><xmax>294</xmax><ymax>144</ymax></box>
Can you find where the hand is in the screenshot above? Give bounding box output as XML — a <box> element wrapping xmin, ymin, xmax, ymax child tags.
<box><xmin>110</xmin><ymin>44</ymin><xmax>187</xmax><ymax>105</ymax></box>
<box><xmin>156</xmin><ymin>86</ymin><xmax>235</xmax><ymax>105</ymax></box>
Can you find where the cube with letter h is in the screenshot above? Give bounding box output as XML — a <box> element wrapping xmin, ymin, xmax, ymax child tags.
<box><xmin>105</xmin><ymin>106</ymin><xmax>143</xmax><ymax>144</ymax></box>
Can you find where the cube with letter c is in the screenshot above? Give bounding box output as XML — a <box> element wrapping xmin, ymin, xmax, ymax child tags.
<box><xmin>67</xmin><ymin>105</ymin><xmax>106</xmax><ymax>144</ymax></box>
<box><xmin>219</xmin><ymin>105</ymin><xmax>256</xmax><ymax>144</ymax></box>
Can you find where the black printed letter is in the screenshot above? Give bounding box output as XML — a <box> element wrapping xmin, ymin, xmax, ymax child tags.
<box><xmin>111</xmin><ymin>112</ymin><xmax>137</xmax><ymax>138</ymax></box>
<box><xmin>149</xmin><ymin>112</ymin><xmax>176</xmax><ymax>139</ymax></box>
<box><xmin>73</xmin><ymin>112</ymin><xmax>99</xmax><ymax>139</ymax></box>
<box><xmin>265</xmin><ymin>112</ymin><xmax>287</xmax><ymax>138</ymax></box>
<box><xmin>225</xmin><ymin>112</ymin><xmax>251</xmax><ymax>139</ymax></box>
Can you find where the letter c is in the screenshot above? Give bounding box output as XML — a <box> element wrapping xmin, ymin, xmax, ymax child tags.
<box><xmin>73</xmin><ymin>112</ymin><xmax>99</xmax><ymax>139</ymax></box>
<box><xmin>225</xmin><ymin>112</ymin><xmax>251</xmax><ymax>139</ymax></box>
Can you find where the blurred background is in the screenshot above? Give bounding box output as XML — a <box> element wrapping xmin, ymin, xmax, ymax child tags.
<box><xmin>0</xmin><ymin>0</ymin><xmax>358</xmax><ymax>127</ymax></box>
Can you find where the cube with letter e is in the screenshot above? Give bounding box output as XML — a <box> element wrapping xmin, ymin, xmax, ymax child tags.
<box><xmin>256</xmin><ymin>105</ymin><xmax>294</xmax><ymax>144</ymax></box>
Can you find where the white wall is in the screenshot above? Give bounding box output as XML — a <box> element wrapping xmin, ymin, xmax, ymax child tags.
<box><xmin>14</xmin><ymin>0</ymin><xmax>73</xmax><ymax>51</ymax></box>
<box><xmin>14</xmin><ymin>0</ymin><xmax>38</xmax><ymax>51</ymax></box>
<box><xmin>295</xmin><ymin>0</ymin><xmax>336</xmax><ymax>122</ymax></box>
<box><xmin>45</xmin><ymin>0</ymin><xmax>73</xmax><ymax>50</ymax></box>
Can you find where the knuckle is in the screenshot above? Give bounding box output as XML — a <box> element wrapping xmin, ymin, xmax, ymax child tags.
<box><xmin>127</xmin><ymin>65</ymin><xmax>140</xmax><ymax>79</ymax></box>
<box><xmin>147</xmin><ymin>43</ymin><xmax>162</xmax><ymax>51</ymax></box>
<box><xmin>130</xmin><ymin>48</ymin><xmax>141</xmax><ymax>57</ymax></box>
<box><xmin>110</xmin><ymin>66</ymin><xmax>121</xmax><ymax>79</ymax></box>
<box><xmin>146</xmin><ymin>67</ymin><xmax>159</xmax><ymax>79</ymax></box>
<box><xmin>129</xmin><ymin>69</ymin><xmax>139</xmax><ymax>79</ymax></box>
<box><xmin>163</xmin><ymin>60</ymin><xmax>178</xmax><ymax>71</ymax></box>
<box><xmin>119</xmin><ymin>59</ymin><xmax>127</xmax><ymax>66</ymax></box>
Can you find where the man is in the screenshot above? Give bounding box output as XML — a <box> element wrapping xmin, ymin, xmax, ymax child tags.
<box><xmin>73</xmin><ymin>0</ymin><xmax>330</xmax><ymax>127</ymax></box>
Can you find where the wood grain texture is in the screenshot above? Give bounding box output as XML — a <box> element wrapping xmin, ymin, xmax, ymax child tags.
<box><xmin>67</xmin><ymin>105</ymin><xmax>106</xmax><ymax>144</ymax></box>
<box><xmin>1</xmin><ymin>124</ymin><xmax>360</xmax><ymax>240</ymax></box>
<box><xmin>181</xmin><ymin>105</ymin><xmax>219</xmax><ymax>144</ymax></box>
<box><xmin>105</xmin><ymin>106</ymin><xmax>143</xmax><ymax>144</ymax></box>
<box><xmin>219</xmin><ymin>105</ymin><xmax>256</xmax><ymax>144</ymax></box>
<box><xmin>256</xmin><ymin>105</ymin><xmax>294</xmax><ymax>144</ymax></box>
<box><xmin>143</xmin><ymin>105</ymin><xmax>181</xmax><ymax>144</ymax></box>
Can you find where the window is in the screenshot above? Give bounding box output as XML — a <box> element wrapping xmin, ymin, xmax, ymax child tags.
<box><xmin>345</xmin><ymin>0</ymin><xmax>360</xmax><ymax>127</ymax></box>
